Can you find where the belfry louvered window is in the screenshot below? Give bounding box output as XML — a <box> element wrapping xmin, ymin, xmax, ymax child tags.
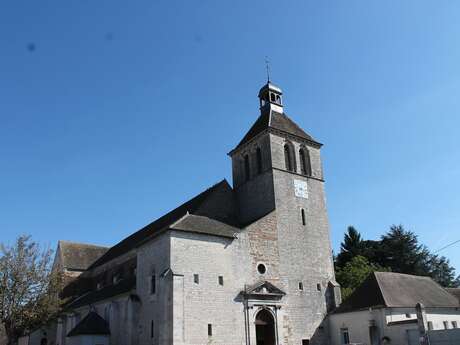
<box><xmin>299</xmin><ymin>147</ymin><xmax>312</xmax><ymax>176</ymax></box>
<box><xmin>284</xmin><ymin>143</ymin><xmax>296</xmax><ymax>172</ymax></box>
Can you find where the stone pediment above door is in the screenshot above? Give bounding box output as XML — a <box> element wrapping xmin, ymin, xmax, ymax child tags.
<box><xmin>244</xmin><ymin>281</ymin><xmax>286</xmax><ymax>301</ymax></box>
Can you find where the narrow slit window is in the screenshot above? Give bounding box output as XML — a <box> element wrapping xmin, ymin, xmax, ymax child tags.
<box><xmin>150</xmin><ymin>272</ymin><xmax>156</xmax><ymax>295</ymax></box>
<box><xmin>244</xmin><ymin>154</ymin><xmax>250</xmax><ymax>181</ymax></box>
<box><xmin>218</xmin><ymin>276</ymin><xmax>224</xmax><ymax>286</ymax></box>
<box><xmin>256</xmin><ymin>147</ymin><xmax>263</xmax><ymax>174</ymax></box>
<box><xmin>150</xmin><ymin>320</ymin><xmax>154</xmax><ymax>338</ymax></box>
<box><xmin>208</xmin><ymin>324</ymin><xmax>212</xmax><ymax>336</ymax></box>
<box><xmin>317</xmin><ymin>283</ymin><xmax>322</xmax><ymax>291</ymax></box>
<box><xmin>194</xmin><ymin>274</ymin><xmax>199</xmax><ymax>284</ymax></box>
<box><xmin>301</xmin><ymin>209</ymin><xmax>306</xmax><ymax>226</ymax></box>
<box><xmin>299</xmin><ymin>282</ymin><xmax>303</xmax><ymax>290</ymax></box>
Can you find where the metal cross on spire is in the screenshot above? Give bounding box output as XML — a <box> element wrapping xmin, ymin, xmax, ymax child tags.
<box><xmin>265</xmin><ymin>56</ymin><xmax>271</xmax><ymax>83</ymax></box>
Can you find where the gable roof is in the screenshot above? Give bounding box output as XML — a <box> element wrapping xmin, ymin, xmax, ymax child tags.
<box><xmin>89</xmin><ymin>180</ymin><xmax>238</xmax><ymax>269</ymax></box>
<box><xmin>58</xmin><ymin>241</ymin><xmax>109</xmax><ymax>271</ymax></box>
<box><xmin>336</xmin><ymin>272</ymin><xmax>460</xmax><ymax>313</ymax></box>
<box><xmin>67</xmin><ymin>311</ymin><xmax>110</xmax><ymax>337</ymax></box>
<box><xmin>232</xmin><ymin>109</ymin><xmax>319</xmax><ymax>152</ymax></box>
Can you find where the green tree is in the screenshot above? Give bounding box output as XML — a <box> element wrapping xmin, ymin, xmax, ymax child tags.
<box><xmin>378</xmin><ymin>225</ymin><xmax>427</xmax><ymax>275</ymax></box>
<box><xmin>335</xmin><ymin>226</ymin><xmax>364</xmax><ymax>269</ymax></box>
<box><xmin>336</xmin><ymin>224</ymin><xmax>460</xmax><ymax>288</ymax></box>
<box><xmin>426</xmin><ymin>254</ymin><xmax>458</xmax><ymax>288</ymax></box>
<box><xmin>336</xmin><ymin>255</ymin><xmax>389</xmax><ymax>300</ymax></box>
<box><xmin>0</xmin><ymin>235</ymin><xmax>62</xmax><ymax>345</ymax></box>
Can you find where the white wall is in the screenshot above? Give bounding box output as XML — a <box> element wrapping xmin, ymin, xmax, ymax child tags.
<box><xmin>329</xmin><ymin>309</ymin><xmax>382</xmax><ymax>345</ymax></box>
<box><xmin>170</xmin><ymin>230</ymin><xmax>246</xmax><ymax>345</ymax></box>
<box><xmin>136</xmin><ymin>233</ymin><xmax>171</xmax><ymax>345</ymax></box>
<box><xmin>330</xmin><ymin>307</ymin><xmax>460</xmax><ymax>345</ymax></box>
<box><xmin>425</xmin><ymin>308</ymin><xmax>460</xmax><ymax>331</ymax></box>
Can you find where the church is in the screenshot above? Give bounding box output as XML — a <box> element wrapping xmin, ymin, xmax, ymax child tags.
<box><xmin>48</xmin><ymin>80</ymin><xmax>341</xmax><ymax>345</ymax></box>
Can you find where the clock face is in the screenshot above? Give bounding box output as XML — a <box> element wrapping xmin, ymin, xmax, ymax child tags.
<box><xmin>294</xmin><ymin>179</ymin><xmax>308</xmax><ymax>199</ymax></box>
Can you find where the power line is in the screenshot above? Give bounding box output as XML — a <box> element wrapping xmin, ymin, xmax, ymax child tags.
<box><xmin>434</xmin><ymin>239</ymin><xmax>460</xmax><ymax>253</ymax></box>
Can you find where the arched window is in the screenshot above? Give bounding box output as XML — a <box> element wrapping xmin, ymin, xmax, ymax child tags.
<box><xmin>284</xmin><ymin>143</ymin><xmax>296</xmax><ymax>172</ymax></box>
<box><xmin>284</xmin><ymin>145</ymin><xmax>292</xmax><ymax>171</ymax></box>
<box><xmin>244</xmin><ymin>154</ymin><xmax>250</xmax><ymax>181</ymax></box>
<box><xmin>299</xmin><ymin>147</ymin><xmax>312</xmax><ymax>176</ymax></box>
<box><xmin>256</xmin><ymin>148</ymin><xmax>263</xmax><ymax>174</ymax></box>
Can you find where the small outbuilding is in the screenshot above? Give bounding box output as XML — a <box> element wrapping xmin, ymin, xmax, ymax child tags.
<box><xmin>329</xmin><ymin>272</ymin><xmax>460</xmax><ymax>345</ymax></box>
<box><xmin>66</xmin><ymin>312</ymin><xmax>110</xmax><ymax>345</ymax></box>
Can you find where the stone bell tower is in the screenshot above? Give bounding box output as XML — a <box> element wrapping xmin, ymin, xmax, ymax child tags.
<box><xmin>229</xmin><ymin>81</ymin><xmax>340</xmax><ymax>344</ymax></box>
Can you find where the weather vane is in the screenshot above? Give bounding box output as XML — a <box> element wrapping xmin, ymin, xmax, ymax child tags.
<box><xmin>265</xmin><ymin>56</ymin><xmax>271</xmax><ymax>83</ymax></box>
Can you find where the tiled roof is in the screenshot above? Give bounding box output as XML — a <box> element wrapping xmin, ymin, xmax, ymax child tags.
<box><xmin>58</xmin><ymin>241</ymin><xmax>109</xmax><ymax>271</ymax></box>
<box><xmin>65</xmin><ymin>276</ymin><xmax>136</xmax><ymax>310</ymax></box>
<box><xmin>446</xmin><ymin>288</ymin><xmax>460</xmax><ymax>303</ymax></box>
<box><xmin>67</xmin><ymin>312</ymin><xmax>110</xmax><ymax>337</ymax></box>
<box><xmin>89</xmin><ymin>179</ymin><xmax>238</xmax><ymax>269</ymax></box>
<box><xmin>170</xmin><ymin>214</ymin><xmax>239</xmax><ymax>238</ymax></box>
<box><xmin>336</xmin><ymin>272</ymin><xmax>459</xmax><ymax>313</ymax></box>
<box><xmin>233</xmin><ymin>109</ymin><xmax>319</xmax><ymax>151</ymax></box>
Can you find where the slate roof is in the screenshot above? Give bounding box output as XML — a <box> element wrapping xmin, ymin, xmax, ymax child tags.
<box><xmin>58</xmin><ymin>241</ymin><xmax>109</xmax><ymax>271</ymax></box>
<box><xmin>170</xmin><ymin>214</ymin><xmax>238</xmax><ymax>238</ymax></box>
<box><xmin>446</xmin><ymin>288</ymin><xmax>460</xmax><ymax>303</ymax></box>
<box><xmin>65</xmin><ymin>276</ymin><xmax>136</xmax><ymax>310</ymax></box>
<box><xmin>89</xmin><ymin>180</ymin><xmax>238</xmax><ymax>269</ymax></box>
<box><xmin>232</xmin><ymin>109</ymin><xmax>319</xmax><ymax>152</ymax></box>
<box><xmin>67</xmin><ymin>311</ymin><xmax>110</xmax><ymax>337</ymax></box>
<box><xmin>336</xmin><ymin>272</ymin><xmax>460</xmax><ymax>313</ymax></box>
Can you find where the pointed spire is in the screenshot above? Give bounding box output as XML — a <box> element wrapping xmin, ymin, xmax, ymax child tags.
<box><xmin>265</xmin><ymin>56</ymin><xmax>271</xmax><ymax>83</ymax></box>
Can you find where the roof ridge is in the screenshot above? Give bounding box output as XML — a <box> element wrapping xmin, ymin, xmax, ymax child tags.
<box><xmin>59</xmin><ymin>240</ymin><xmax>109</xmax><ymax>249</ymax></box>
<box><xmin>88</xmin><ymin>179</ymin><xmax>229</xmax><ymax>270</ymax></box>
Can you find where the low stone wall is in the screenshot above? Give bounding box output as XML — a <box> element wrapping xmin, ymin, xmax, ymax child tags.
<box><xmin>428</xmin><ymin>328</ymin><xmax>460</xmax><ymax>345</ymax></box>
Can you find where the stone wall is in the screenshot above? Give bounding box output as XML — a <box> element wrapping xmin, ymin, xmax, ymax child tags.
<box><xmin>232</xmin><ymin>133</ymin><xmax>275</xmax><ymax>225</ymax></box>
<box><xmin>170</xmin><ymin>230</ymin><xmax>244</xmax><ymax>345</ymax></box>
<box><xmin>270</xmin><ymin>132</ymin><xmax>335</xmax><ymax>345</ymax></box>
<box><xmin>136</xmin><ymin>233</ymin><xmax>172</xmax><ymax>345</ymax></box>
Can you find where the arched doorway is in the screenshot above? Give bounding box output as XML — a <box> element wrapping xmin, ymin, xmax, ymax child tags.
<box><xmin>255</xmin><ymin>309</ymin><xmax>276</xmax><ymax>345</ymax></box>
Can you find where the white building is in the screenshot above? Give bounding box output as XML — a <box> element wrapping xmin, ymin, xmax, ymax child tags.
<box><xmin>46</xmin><ymin>81</ymin><xmax>340</xmax><ymax>345</ymax></box>
<box><xmin>329</xmin><ymin>272</ymin><xmax>460</xmax><ymax>345</ymax></box>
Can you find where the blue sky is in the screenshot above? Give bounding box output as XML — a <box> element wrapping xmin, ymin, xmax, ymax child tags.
<box><xmin>1</xmin><ymin>1</ymin><xmax>459</xmax><ymax>273</ymax></box>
